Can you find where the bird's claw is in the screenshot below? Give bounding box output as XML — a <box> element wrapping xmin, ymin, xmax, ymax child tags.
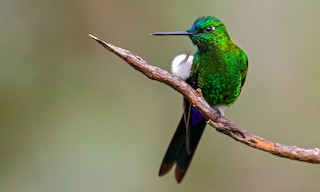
<box><xmin>195</xmin><ymin>88</ymin><xmax>203</xmax><ymax>97</ymax></box>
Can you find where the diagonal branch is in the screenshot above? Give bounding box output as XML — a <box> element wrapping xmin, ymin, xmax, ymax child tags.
<box><xmin>89</xmin><ymin>34</ymin><xmax>320</xmax><ymax>163</ymax></box>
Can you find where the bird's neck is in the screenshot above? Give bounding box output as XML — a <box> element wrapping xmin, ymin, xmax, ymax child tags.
<box><xmin>200</xmin><ymin>36</ymin><xmax>234</xmax><ymax>53</ymax></box>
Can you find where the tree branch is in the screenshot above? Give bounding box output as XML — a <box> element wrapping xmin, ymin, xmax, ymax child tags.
<box><xmin>89</xmin><ymin>34</ymin><xmax>320</xmax><ymax>163</ymax></box>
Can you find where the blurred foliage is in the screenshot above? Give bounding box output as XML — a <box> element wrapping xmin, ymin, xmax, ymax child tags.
<box><xmin>0</xmin><ymin>0</ymin><xmax>320</xmax><ymax>191</ymax></box>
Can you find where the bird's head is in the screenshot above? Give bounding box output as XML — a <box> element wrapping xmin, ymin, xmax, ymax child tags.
<box><xmin>153</xmin><ymin>16</ymin><xmax>230</xmax><ymax>51</ymax></box>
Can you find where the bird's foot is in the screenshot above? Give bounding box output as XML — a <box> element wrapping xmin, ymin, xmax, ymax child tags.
<box><xmin>213</xmin><ymin>110</ymin><xmax>222</xmax><ymax>121</ymax></box>
<box><xmin>180</xmin><ymin>52</ymin><xmax>191</xmax><ymax>65</ymax></box>
<box><xmin>206</xmin><ymin>109</ymin><xmax>222</xmax><ymax>124</ymax></box>
<box><xmin>195</xmin><ymin>88</ymin><xmax>203</xmax><ymax>97</ymax></box>
<box><xmin>203</xmin><ymin>108</ymin><xmax>222</xmax><ymax>127</ymax></box>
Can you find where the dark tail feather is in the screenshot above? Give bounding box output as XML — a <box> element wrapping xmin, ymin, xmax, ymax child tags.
<box><xmin>159</xmin><ymin>107</ymin><xmax>206</xmax><ymax>183</ymax></box>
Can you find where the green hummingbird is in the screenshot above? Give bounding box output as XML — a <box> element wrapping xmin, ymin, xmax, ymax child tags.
<box><xmin>152</xmin><ymin>16</ymin><xmax>248</xmax><ymax>183</ymax></box>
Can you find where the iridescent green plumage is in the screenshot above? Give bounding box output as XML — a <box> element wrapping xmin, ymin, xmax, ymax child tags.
<box><xmin>153</xmin><ymin>16</ymin><xmax>248</xmax><ymax>183</ymax></box>
<box><xmin>188</xmin><ymin>16</ymin><xmax>248</xmax><ymax>107</ymax></box>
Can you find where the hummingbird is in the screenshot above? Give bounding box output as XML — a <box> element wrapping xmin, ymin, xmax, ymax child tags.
<box><xmin>152</xmin><ymin>16</ymin><xmax>248</xmax><ymax>183</ymax></box>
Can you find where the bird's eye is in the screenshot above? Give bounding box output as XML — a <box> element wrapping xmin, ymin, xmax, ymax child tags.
<box><xmin>204</xmin><ymin>26</ymin><xmax>215</xmax><ymax>33</ymax></box>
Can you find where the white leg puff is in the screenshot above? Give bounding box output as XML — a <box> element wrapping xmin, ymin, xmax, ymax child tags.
<box><xmin>171</xmin><ymin>54</ymin><xmax>194</xmax><ymax>80</ymax></box>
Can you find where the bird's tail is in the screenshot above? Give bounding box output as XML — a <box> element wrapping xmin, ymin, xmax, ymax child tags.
<box><xmin>159</xmin><ymin>104</ymin><xmax>207</xmax><ymax>183</ymax></box>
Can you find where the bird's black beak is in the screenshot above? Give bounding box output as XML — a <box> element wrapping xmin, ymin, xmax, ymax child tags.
<box><xmin>152</xmin><ymin>31</ymin><xmax>194</xmax><ymax>36</ymax></box>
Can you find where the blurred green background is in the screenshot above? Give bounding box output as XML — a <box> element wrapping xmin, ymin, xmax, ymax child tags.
<box><xmin>1</xmin><ymin>0</ymin><xmax>320</xmax><ymax>191</ymax></box>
